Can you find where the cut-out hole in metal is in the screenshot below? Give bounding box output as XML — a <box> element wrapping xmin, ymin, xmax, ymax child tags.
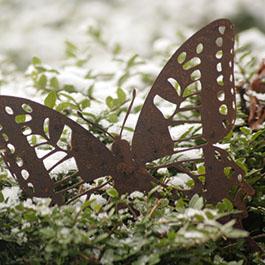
<box><xmin>22</xmin><ymin>169</ymin><xmax>30</xmax><ymax>180</ymax></box>
<box><xmin>183</xmin><ymin>57</ymin><xmax>201</xmax><ymax>70</ymax></box>
<box><xmin>196</xmin><ymin>43</ymin><xmax>204</xmax><ymax>54</ymax></box>
<box><xmin>22</xmin><ymin>103</ymin><xmax>33</xmax><ymax>113</ymax></box>
<box><xmin>177</xmin><ymin>52</ymin><xmax>187</xmax><ymax>64</ymax></box>
<box><xmin>219</xmin><ymin>104</ymin><xmax>228</xmax><ymax>115</ymax></box>
<box><xmin>5</xmin><ymin>106</ymin><xmax>14</xmax><ymax>115</ymax></box>
<box><xmin>153</xmin><ymin>95</ymin><xmax>176</xmax><ymax>118</ymax></box>
<box><xmin>216</xmin><ymin>50</ymin><xmax>223</xmax><ymax>59</ymax></box>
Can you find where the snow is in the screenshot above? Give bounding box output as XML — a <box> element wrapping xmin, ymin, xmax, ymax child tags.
<box><xmin>129</xmin><ymin>191</ymin><xmax>144</xmax><ymax>199</ymax></box>
<box><xmin>239</xmin><ymin>28</ymin><xmax>265</xmax><ymax>58</ymax></box>
<box><xmin>169</xmin><ymin>124</ymin><xmax>201</xmax><ymax>141</ymax></box>
<box><xmin>214</xmin><ymin>143</ymin><xmax>230</xmax><ymax>150</ymax></box>
<box><xmin>0</xmin><ymin>186</ymin><xmax>21</xmax><ymax>207</ymax></box>
<box><xmin>0</xmin><ymin>0</ymin><xmax>263</xmax><ymax>69</ymax></box>
<box><xmin>249</xmin><ymin>90</ymin><xmax>265</xmax><ymax>101</ymax></box>
<box><xmin>57</xmin><ymin>70</ymin><xmax>94</xmax><ymax>92</ymax></box>
<box><xmin>157</xmin><ymin>168</ymin><xmax>169</xmax><ymax>175</ymax></box>
<box><xmin>167</xmin><ymin>173</ymin><xmax>192</xmax><ymax>189</ymax></box>
<box><xmin>184</xmin><ymin>231</ymin><xmax>204</xmax><ymax>239</ymax></box>
<box><xmin>175</xmin><ymin>147</ymin><xmax>203</xmax><ymax>160</ymax></box>
<box><xmin>89</xmin><ymin>193</ymin><xmax>107</xmax><ymax>206</ymax></box>
<box><xmin>36</xmin><ymin>150</ymin><xmax>78</xmax><ymax>174</ymax></box>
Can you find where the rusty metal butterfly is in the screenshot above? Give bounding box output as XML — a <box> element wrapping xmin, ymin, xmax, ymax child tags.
<box><xmin>0</xmin><ymin>19</ymin><xmax>254</xmax><ymax>217</ymax></box>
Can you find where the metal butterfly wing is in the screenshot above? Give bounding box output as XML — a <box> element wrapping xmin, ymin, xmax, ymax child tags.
<box><xmin>132</xmin><ymin>19</ymin><xmax>254</xmax><ymax>216</ymax></box>
<box><xmin>0</xmin><ymin>96</ymin><xmax>117</xmax><ymax>205</ymax></box>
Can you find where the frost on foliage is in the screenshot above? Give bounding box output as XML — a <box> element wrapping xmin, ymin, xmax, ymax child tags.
<box><xmin>157</xmin><ymin>167</ymin><xmax>169</xmax><ymax>175</ymax></box>
<box><xmin>36</xmin><ymin>150</ymin><xmax>77</xmax><ymax>174</ymax></box>
<box><xmin>169</xmin><ymin>124</ymin><xmax>202</xmax><ymax>141</ymax></box>
<box><xmin>129</xmin><ymin>191</ymin><xmax>144</xmax><ymax>199</ymax></box>
<box><xmin>166</xmin><ymin>173</ymin><xmax>192</xmax><ymax>189</ymax></box>
<box><xmin>0</xmin><ymin>186</ymin><xmax>21</xmax><ymax>208</ymax></box>
<box><xmin>175</xmin><ymin>147</ymin><xmax>203</xmax><ymax>160</ymax></box>
<box><xmin>89</xmin><ymin>193</ymin><xmax>107</xmax><ymax>206</ymax></box>
<box><xmin>0</xmin><ymin>187</ymin><xmax>248</xmax><ymax>264</ymax></box>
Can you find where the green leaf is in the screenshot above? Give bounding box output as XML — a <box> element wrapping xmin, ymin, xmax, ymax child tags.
<box><xmin>167</xmin><ymin>230</ymin><xmax>176</xmax><ymax>240</ymax></box>
<box><xmin>235</xmin><ymin>159</ymin><xmax>248</xmax><ymax>174</ymax></box>
<box><xmin>65</xmin><ymin>41</ymin><xmax>77</xmax><ymax>58</ymax></box>
<box><xmin>117</xmin><ymin>87</ymin><xmax>126</xmax><ymax>103</ymax></box>
<box><xmin>31</xmin><ymin>135</ymin><xmax>37</xmax><ymax>146</ymax></box>
<box><xmin>91</xmin><ymin>203</ymin><xmax>102</xmax><ymax>213</ymax></box>
<box><xmin>94</xmin><ymin>233</ymin><xmax>109</xmax><ymax>243</ymax></box>
<box><xmin>175</xmin><ymin>198</ymin><xmax>186</xmax><ymax>210</ymax></box>
<box><xmin>127</xmin><ymin>54</ymin><xmax>139</xmax><ymax>68</ymax></box>
<box><xmin>117</xmin><ymin>72</ymin><xmax>129</xmax><ymax>86</ymax></box>
<box><xmin>64</xmin><ymin>84</ymin><xmax>76</xmax><ymax>93</ymax></box>
<box><xmin>0</xmin><ymin>191</ymin><xmax>4</xmax><ymax>203</ymax></box>
<box><xmin>107</xmin><ymin>113</ymin><xmax>118</xmax><ymax>123</ymax></box>
<box><xmin>250</xmin><ymin>129</ymin><xmax>264</xmax><ymax>141</ymax></box>
<box><xmin>106</xmin><ymin>188</ymin><xmax>119</xmax><ymax>198</ymax></box>
<box><xmin>198</xmin><ymin>175</ymin><xmax>205</xmax><ymax>184</ymax></box>
<box><xmin>37</xmin><ymin>74</ymin><xmax>47</xmax><ymax>89</ymax></box>
<box><xmin>189</xmin><ymin>194</ymin><xmax>204</xmax><ymax>210</ymax></box>
<box><xmin>44</xmin><ymin>91</ymin><xmax>57</xmax><ymax>109</ymax></box>
<box><xmin>186</xmin><ymin>179</ymin><xmax>195</xmax><ymax>188</ymax></box>
<box><xmin>183</xmin><ymin>86</ymin><xmax>192</xmax><ymax>97</ymax></box>
<box><xmin>217</xmin><ymin>198</ymin><xmax>234</xmax><ymax>213</ymax></box>
<box><xmin>80</xmin><ymin>98</ymin><xmax>90</xmax><ymax>109</ymax></box>
<box><xmin>106</xmin><ymin>96</ymin><xmax>114</xmax><ymax>109</ymax></box>
<box><xmin>50</xmin><ymin>77</ymin><xmax>59</xmax><ymax>90</ymax></box>
<box><xmin>224</xmin><ymin>166</ymin><xmax>232</xmax><ymax>178</ymax></box>
<box><xmin>197</xmin><ymin>165</ymin><xmax>205</xmax><ymax>175</ymax></box>
<box><xmin>113</xmin><ymin>43</ymin><xmax>122</xmax><ymax>55</ymax></box>
<box><xmin>100</xmin><ymin>249</ymin><xmax>114</xmax><ymax>264</ymax></box>
<box><xmin>23</xmin><ymin>210</ymin><xmax>37</xmax><ymax>222</ymax></box>
<box><xmin>87</xmin><ymin>84</ymin><xmax>94</xmax><ymax>98</ymax></box>
<box><xmin>240</xmin><ymin>126</ymin><xmax>252</xmax><ymax>135</ymax></box>
<box><xmin>224</xmin><ymin>131</ymin><xmax>233</xmax><ymax>141</ymax></box>
<box><xmin>56</xmin><ymin>102</ymin><xmax>77</xmax><ymax>112</ymax></box>
<box><xmin>15</xmin><ymin>114</ymin><xmax>26</xmax><ymax>124</ymax></box>
<box><xmin>178</xmin><ymin>126</ymin><xmax>193</xmax><ymax>141</ymax></box>
<box><xmin>32</xmin><ymin>56</ymin><xmax>42</xmax><ymax>65</ymax></box>
<box><xmin>219</xmin><ymin>104</ymin><xmax>228</xmax><ymax>115</ymax></box>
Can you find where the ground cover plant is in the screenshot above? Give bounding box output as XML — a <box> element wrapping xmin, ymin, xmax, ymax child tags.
<box><xmin>0</xmin><ymin>8</ymin><xmax>264</xmax><ymax>265</ymax></box>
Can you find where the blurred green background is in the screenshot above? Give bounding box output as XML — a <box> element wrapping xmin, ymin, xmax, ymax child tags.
<box><xmin>0</xmin><ymin>0</ymin><xmax>265</xmax><ymax>70</ymax></box>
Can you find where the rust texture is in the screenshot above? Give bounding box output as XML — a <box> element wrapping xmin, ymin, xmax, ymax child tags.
<box><xmin>0</xmin><ymin>19</ymin><xmax>254</xmax><ymax>218</ymax></box>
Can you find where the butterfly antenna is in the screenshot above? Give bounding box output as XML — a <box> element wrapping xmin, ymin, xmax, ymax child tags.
<box><xmin>77</xmin><ymin>111</ymin><xmax>114</xmax><ymax>140</ymax></box>
<box><xmin>119</xmin><ymin>89</ymin><xmax>136</xmax><ymax>138</ymax></box>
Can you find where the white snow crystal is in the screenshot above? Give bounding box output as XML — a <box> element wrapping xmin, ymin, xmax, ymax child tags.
<box><xmin>89</xmin><ymin>194</ymin><xmax>107</xmax><ymax>206</ymax></box>
<box><xmin>184</xmin><ymin>231</ymin><xmax>204</xmax><ymax>238</ymax></box>
<box><xmin>157</xmin><ymin>168</ymin><xmax>169</xmax><ymax>175</ymax></box>
<box><xmin>214</xmin><ymin>143</ymin><xmax>230</xmax><ymax>150</ymax></box>
<box><xmin>169</xmin><ymin>124</ymin><xmax>201</xmax><ymax>141</ymax></box>
<box><xmin>0</xmin><ymin>186</ymin><xmax>21</xmax><ymax>208</ymax></box>
<box><xmin>57</xmin><ymin>71</ymin><xmax>94</xmax><ymax>92</ymax></box>
<box><xmin>129</xmin><ymin>191</ymin><xmax>144</xmax><ymax>199</ymax></box>
<box><xmin>167</xmin><ymin>173</ymin><xmax>192</xmax><ymax>189</ymax></box>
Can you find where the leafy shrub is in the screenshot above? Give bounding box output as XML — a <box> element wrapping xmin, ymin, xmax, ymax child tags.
<box><xmin>0</xmin><ymin>189</ymin><xmax>250</xmax><ymax>265</ymax></box>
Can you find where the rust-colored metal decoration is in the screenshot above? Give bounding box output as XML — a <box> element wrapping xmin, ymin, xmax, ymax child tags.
<box><xmin>0</xmin><ymin>19</ymin><xmax>254</xmax><ymax>217</ymax></box>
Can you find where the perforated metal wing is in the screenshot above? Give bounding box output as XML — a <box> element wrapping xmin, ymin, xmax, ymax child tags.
<box><xmin>0</xmin><ymin>96</ymin><xmax>116</xmax><ymax>205</ymax></box>
<box><xmin>132</xmin><ymin>19</ymin><xmax>236</xmax><ymax>162</ymax></box>
<box><xmin>131</xmin><ymin>19</ymin><xmax>254</xmax><ymax>214</ymax></box>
